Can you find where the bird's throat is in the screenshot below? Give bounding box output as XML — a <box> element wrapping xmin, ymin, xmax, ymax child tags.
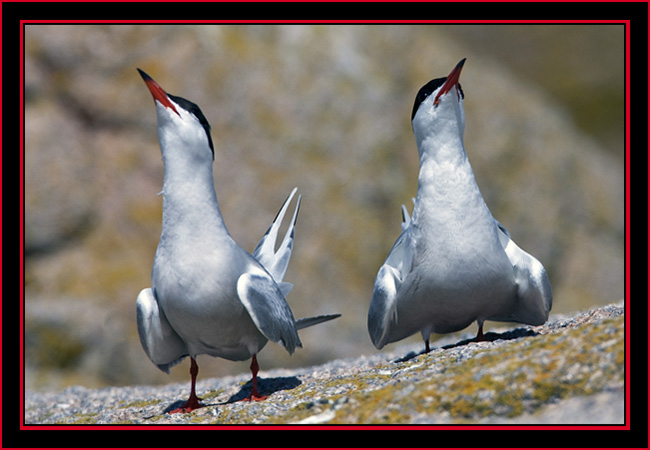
<box><xmin>160</xmin><ymin>163</ymin><xmax>227</xmax><ymax>239</ymax></box>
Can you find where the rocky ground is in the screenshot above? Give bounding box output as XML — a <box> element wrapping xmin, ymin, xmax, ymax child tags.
<box><xmin>24</xmin><ymin>301</ymin><xmax>625</xmax><ymax>425</ymax></box>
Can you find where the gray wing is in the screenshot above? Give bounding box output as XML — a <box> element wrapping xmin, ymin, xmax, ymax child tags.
<box><xmin>367</xmin><ymin>227</ymin><xmax>415</xmax><ymax>349</ymax></box>
<box><xmin>136</xmin><ymin>288</ymin><xmax>188</xmax><ymax>374</ymax></box>
<box><xmin>400</xmin><ymin>198</ymin><xmax>415</xmax><ymax>231</ymax></box>
<box><xmin>496</xmin><ymin>222</ymin><xmax>553</xmax><ymax>325</ymax></box>
<box><xmin>401</xmin><ymin>205</ymin><xmax>411</xmax><ymax>230</ymax></box>
<box><xmin>253</xmin><ymin>187</ymin><xmax>300</xmax><ymax>295</ymax></box>
<box><xmin>237</xmin><ymin>272</ymin><xmax>302</xmax><ymax>355</ymax></box>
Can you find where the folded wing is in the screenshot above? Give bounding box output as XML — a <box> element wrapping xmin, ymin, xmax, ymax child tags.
<box><xmin>367</xmin><ymin>227</ymin><xmax>414</xmax><ymax>349</ymax></box>
<box><xmin>237</xmin><ymin>272</ymin><xmax>302</xmax><ymax>355</ymax></box>
<box><xmin>136</xmin><ymin>288</ymin><xmax>188</xmax><ymax>373</ymax></box>
<box><xmin>495</xmin><ymin>222</ymin><xmax>552</xmax><ymax>325</ymax></box>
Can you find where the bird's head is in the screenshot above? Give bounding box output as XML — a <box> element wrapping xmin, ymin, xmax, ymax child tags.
<box><xmin>138</xmin><ymin>69</ymin><xmax>214</xmax><ymax>163</ymax></box>
<box><xmin>411</xmin><ymin>59</ymin><xmax>466</xmax><ymax>150</ymax></box>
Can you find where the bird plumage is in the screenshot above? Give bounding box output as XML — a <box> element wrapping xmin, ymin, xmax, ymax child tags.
<box><xmin>135</xmin><ymin>69</ymin><xmax>339</xmax><ymax>410</ymax></box>
<box><xmin>368</xmin><ymin>59</ymin><xmax>552</xmax><ymax>351</ymax></box>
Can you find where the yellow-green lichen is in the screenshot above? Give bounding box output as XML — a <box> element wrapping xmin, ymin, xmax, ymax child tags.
<box><xmin>119</xmin><ymin>398</ymin><xmax>162</xmax><ymax>409</ymax></box>
<box><xmin>306</xmin><ymin>314</ymin><xmax>623</xmax><ymax>424</ymax></box>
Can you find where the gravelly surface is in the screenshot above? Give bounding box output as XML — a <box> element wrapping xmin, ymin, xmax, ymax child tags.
<box><xmin>24</xmin><ymin>301</ymin><xmax>625</xmax><ymax>425</ymax></box>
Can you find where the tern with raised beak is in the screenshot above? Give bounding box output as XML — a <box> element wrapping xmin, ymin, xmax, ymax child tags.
<box><xmin>136</xmin><ymin>69</ymin><xmax>339</xmax><ymax>413</ymax></box>
<box><xmin>368</xmin><ymin>59</ymin><xmax>552</xmax><ymax>353</ymax></box>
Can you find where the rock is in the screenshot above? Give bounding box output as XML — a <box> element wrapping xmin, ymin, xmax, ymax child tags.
<box><xmin>24</xmin><ymin>301</ymin><xmax>625</xmax><ymax>425</ymax></box>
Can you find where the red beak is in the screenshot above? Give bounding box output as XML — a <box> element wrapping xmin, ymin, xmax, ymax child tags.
<box><xmin>434</xmin><ymin>58</ymin><xmax>466</xmax><ymax>105</ymax></box>
<box><xmin>137</xmin><ymin>69</ymin><xmax>180</xmax><ymax>116</ymax></box>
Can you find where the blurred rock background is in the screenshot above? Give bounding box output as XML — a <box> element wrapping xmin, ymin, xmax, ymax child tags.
<box><xmin>24</xmin><ymin>24</ymin><xmax>625</xmax><ymax>391</ymax></box>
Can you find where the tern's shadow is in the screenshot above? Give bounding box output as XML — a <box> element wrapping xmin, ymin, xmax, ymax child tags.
<box><xmin>394</xmin><ymin>326</ymin><xmax>540</xmax><ymax>363</ymax></box>
<box><xmin>158</xmin><ymin>376</ymin><xmax>302</xmax><ymax>414</ymax></box>
<box><xmin>224</xmin><ymin>376</ymin><xmax>302</xmax><ymax>403</ymax></box>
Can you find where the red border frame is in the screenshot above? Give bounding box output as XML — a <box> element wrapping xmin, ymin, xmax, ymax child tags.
<box><xmin>18</xmin><ymin>19</ymin><xmax>632</xmax><ymax>433</ymax></box>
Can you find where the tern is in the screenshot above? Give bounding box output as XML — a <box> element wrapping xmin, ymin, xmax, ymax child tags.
<box><xmin>135</xmin><ymin>69</ymin><xmax>339</xmax><ymax>413</ymax></box>
<box><xmin>368</xmin><ymin>59</ymin><xmax>552</xmax><ymax>353</ymax></box>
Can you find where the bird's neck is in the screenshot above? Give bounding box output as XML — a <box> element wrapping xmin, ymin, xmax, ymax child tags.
<box><xmin>416</xmin><ymin>131</ymin><xmax>470</xmax><ymax>189</ymax></box>
<box><xmin>160</xmin><ymin>154</ymin><xmax>228</xmax><ymax>238</ymax></box>
<box><xmin>413</xmin><ymin>134</ymin><xmax>486</xmax><ymax>225</ymax></box>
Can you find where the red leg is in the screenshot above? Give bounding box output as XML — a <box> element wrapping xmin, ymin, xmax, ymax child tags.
<box><xmin>243</xmin><ymin>354</ymin><xmax>268</xmax><ymax>401</ymax></box>
<box><xmin>475</xmin><ymin>323</ymin><xmax>485</xmax><ymax>342</ymax></box>
<box><xmin>168</xmin><ymin>357</ymin><xmax>204</xmax><ymax>414</ymax></box>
